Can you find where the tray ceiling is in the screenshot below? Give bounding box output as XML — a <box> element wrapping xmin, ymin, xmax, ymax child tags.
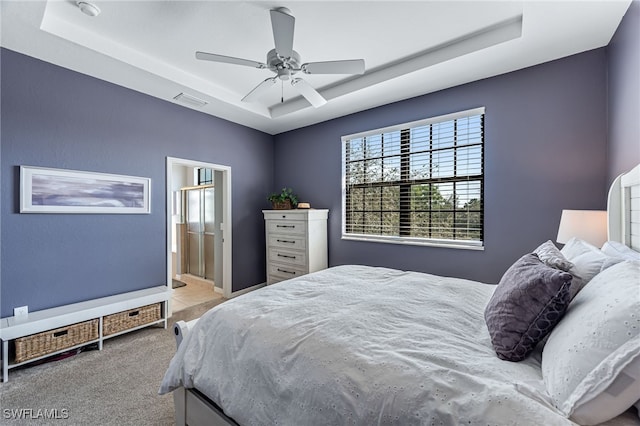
<box><xmin>0</xmin><ymin>1</ymin><xmax>631</xmax><ymax>134</ymax></box>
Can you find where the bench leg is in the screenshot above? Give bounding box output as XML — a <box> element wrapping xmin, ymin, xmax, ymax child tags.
<box><xmin>2</xmin><ymin>340</ymin><xmax>8</xmax><ymax>383</ymax></box>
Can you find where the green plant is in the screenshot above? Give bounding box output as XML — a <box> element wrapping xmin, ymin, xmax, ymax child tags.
<box><xmin>267</xmin><ymin>187</ymin><xmax>298</xmax><ymax>206</ymax></box>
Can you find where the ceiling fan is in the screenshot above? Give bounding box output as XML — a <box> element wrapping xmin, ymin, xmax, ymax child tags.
<box><xmin>195</xmin><ymin>7</ymin><xmax>365</xmax><ymax>108</ymax></box>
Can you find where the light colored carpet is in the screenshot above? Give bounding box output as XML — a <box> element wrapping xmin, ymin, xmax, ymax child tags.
<box><xmin>0</xmin><ymin>298</ymin><xmax>225</xmax><ymax>425</ymax></box>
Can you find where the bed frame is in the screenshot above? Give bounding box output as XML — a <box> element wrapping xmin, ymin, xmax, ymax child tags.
<box><xmin>170</xmin><ymin>163</ymin><xmax>640</xmax><ymax>426</ymax></box>
<box><xmin>172</xmin><ymin>319</ymin><xmax>234</xmax><ymax>425</ymax></box>
<box><xmin>608</xmin><ymin>164</ymin><xmax>640</xmax><ymax>251</ymax></box>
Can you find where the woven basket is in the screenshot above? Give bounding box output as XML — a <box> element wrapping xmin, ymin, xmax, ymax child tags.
<box><xmin>14</xmin><ymin>319</ymin><xmax>99</xmax><ymax>364</ymax></box>
<box><xmin>103</xmin><ymin>303</ymin><xmax>161</xmax><ymax>337</ymax></box>
<box><xmin>271</xmin><ymin>200</ymin><xmax>293</xmax><ymax>210</ymax></box>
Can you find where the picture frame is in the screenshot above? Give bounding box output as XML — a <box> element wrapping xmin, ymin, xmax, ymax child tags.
<box><xmin>20</xmin><ymin>166</ymin><xmax>151</xmax><ymax>214</ymax></box>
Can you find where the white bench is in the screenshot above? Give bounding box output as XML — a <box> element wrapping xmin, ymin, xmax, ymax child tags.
<box><xmin>0</xmin><ymin>286</ymin><xmax>170</xmax><ymax>382</ymax></box>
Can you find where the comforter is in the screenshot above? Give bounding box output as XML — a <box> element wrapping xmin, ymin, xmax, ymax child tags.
<box><xmin>160</xmin><ymin>265</ymin><xmax>574</xmax><ymax>425</ymax></box>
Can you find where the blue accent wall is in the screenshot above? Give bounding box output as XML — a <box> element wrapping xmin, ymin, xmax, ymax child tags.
<box><xmin>607</xmin><ymin>0</ymin><xmax>640</xmax><ymax>183</ymax></box>
<box><xmin>273</xmin><ymin>49</ymin><xmax>609</xmax><ymax>284</ymax></box>
<box><xmin>0</xmin><ymin>48</ymin><xmax>273</xmax><ymax>317</ymax></box>
<box><xmin>2</xmin><ymin>7</ymin><xmax>636</xmax><ymax>316</ymax></box>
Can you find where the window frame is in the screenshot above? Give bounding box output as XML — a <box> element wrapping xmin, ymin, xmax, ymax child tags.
<box><xmin>197</xmin><ymin>167</ymin><xmax>213</xmax><ymax>186</ymax></box>
<box><xmin>341</xmin><ymin>107</ymin><xmax>485</xmax><ymax>250</ymax></box>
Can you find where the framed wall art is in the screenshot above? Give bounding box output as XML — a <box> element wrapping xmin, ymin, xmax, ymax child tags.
<box><xmin>20</xmin><ymin>166</ymin><xmax>151</xmax><ymax>214</ymax></box>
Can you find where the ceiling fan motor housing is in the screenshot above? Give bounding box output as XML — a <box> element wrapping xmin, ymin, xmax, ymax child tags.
<box><xmin>267</xmin><ymin>49</ymin><xmax>301</xmax><ymax>80</ymax></box>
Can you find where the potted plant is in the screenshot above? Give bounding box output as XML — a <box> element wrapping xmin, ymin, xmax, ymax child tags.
<box><xmin>268</xmin><ymin>187</ymin><xmax>299</xmax><ymax>210</ymax></box>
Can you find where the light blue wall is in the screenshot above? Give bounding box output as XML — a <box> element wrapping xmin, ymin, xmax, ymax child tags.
<box><xmin>273</xmin><ymin>49</ymin><xmax>609</xmax><ymax>284</ymax></box>
<box><xmin>0</xmin><ymin>48</ymin><xmax>274</xmax><ymax>317</ymax></box>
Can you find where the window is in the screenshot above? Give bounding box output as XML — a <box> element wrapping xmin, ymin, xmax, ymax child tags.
<box><xmin>197</xmin><ymin>168</ymin><xmax>213</xmax><ymax>185</ymax></box>
<box><xmin>342</xmin><ymin>107</ymin><xmax>484</xmax><ymax>249</ymax></box>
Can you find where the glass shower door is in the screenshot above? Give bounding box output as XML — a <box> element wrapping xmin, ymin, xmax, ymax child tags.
<box><xmin>186</xmin><ymin>189</ymin><xmax>203</xmax><ymax>277</ymax></box>
<box><xmin>203</xmin><ymin>187</ymin><xmax>215</xmax><ymax>281</ymax></box>
<box><xmin>185</xmin><ymin>186</ymin><xmax>215</xmax><ymax>280</ymax></box>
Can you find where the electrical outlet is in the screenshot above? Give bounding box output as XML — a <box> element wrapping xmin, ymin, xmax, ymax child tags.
<box><xmin>14</xmin><ymin>306</ymin><xmax>28</xmax><ymax>317</ymax></box>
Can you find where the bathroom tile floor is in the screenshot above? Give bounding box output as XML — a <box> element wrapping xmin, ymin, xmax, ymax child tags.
<box><xmin>172</xmin><ymin>274</ymin><xmax>224</xmax><ymax>313</ymax></box>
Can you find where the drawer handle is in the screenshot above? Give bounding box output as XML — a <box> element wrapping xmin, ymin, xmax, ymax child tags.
<box><xmin>277</xmin><ymin>268</ymin><xmax>297</xmax><ymax>275</ymax></box>
<box><xmin>276</xmin><ymin>239</ymin><xmax>295</xmax><ymax>244</ymax></box>
<box><xmin>53</xmin><ymin>330</ymin><xmax>68</xmax><ymax>338</ymax></box>
<box><xmin>277</xmin><ymin>254</ymin><xmax>296</xmax><ymax>259</ymax></box>
<box><xmin>129</xmin><ymin>311</ymin><xmax>140</xmax><ymax>317</ymax></box>
<box><xmin>276</xmin><ymin>225</ymin><xmax>295</xmax><ymax>228</ymax></box>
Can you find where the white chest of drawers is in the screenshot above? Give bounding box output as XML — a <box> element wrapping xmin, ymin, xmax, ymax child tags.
<box><xmin>262</xmin><ymin>209</ymin><xmax>328</xmax><ymax>285</ymax></box>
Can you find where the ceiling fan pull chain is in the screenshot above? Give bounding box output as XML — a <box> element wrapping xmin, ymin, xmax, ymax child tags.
<box><xmin>281</xmin><ymin>80</ymin><xmax>284</xmax><ymax>103</ymax></box>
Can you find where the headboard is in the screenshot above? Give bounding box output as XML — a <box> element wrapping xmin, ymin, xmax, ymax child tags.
<box><xmin>607</xmin><ymin>163</ymin><xmax>640</xmax><ymax>251</ymax></box>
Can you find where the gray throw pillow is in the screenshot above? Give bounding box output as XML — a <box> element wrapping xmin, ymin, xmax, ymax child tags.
<box><xmin>484</xmin><ymin>253</ymin><xmax>572</xmax><ymax>362</ymax></box>
<box><xmin>534</xmin><ymin>240</ymin><xmax>573</xmax><ymax>272</ymax></box>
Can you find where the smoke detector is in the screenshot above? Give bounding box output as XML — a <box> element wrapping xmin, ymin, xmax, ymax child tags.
<box><xmin>76</xmin><ymin>1</ymin><xmax>101</xmax><ymax>17</ymax></box>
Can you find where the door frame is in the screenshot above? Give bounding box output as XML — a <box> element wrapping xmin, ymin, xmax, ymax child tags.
<box><xmin>166</xmin><ymin>157</ymin><xmax>232</xmax><ymax>314</ymax></box>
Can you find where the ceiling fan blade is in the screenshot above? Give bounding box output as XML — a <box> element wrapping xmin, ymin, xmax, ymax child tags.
<box><xmin>270</xmin><ymin>8</ymin><xmax>295</xmax><ymax>58</ymax></box>
<box><xmin>302</xmin><ymin>59</ymin><xmax>365</xmax><ymax>75</ymax></box>
<box><xmin>242</xmin><ymin>77</ymin><xmax>278</xmax><ymax>102</ymax></box>
<box><xmin>291</xmin><ymin>78</ymin><xmax>327</xmax><ymax>108</ymax></box>
<box><xmin>196</xmin><ymin>52</ymin><xmax>266</xmax><ymax>69</ymax></box>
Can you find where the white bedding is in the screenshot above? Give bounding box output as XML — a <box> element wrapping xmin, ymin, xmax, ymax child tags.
<box><xmin>160</xmin><ymin>265</ymin><xmax>576</xmax><ymax>425</ymax></box>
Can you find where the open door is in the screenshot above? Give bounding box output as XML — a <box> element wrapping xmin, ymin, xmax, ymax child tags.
<box><xmin>166</xmin><ymin>157</ymin><xmax>232</xmax><ymax>317</ymax></box>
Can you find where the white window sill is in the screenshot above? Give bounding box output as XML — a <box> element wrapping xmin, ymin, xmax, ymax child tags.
<box><xmin>341</xmin><ymin>234</ymin><xmax>485</xmax><ymax>251</ymax></box>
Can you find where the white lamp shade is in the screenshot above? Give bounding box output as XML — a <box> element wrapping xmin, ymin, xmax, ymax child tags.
<box><xmin>556</xmin><ymin>209</ymin><xmax>608</xmax><ymax>247</ymax></box>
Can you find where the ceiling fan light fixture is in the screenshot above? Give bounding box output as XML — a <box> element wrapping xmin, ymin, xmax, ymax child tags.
<box><xmin>277</xmin><ymin>68</ymin><xmax>291</xmax><ymax>81</ymax></box>
<box><xmin>76</xmin><ymin>1</ymin><xmax>101</xmax><ymax>17</ymax></box>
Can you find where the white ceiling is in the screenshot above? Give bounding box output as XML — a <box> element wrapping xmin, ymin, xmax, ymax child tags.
<box><xmin>1</xmin><ymin>1</ymin><xmax>631</xmax><ymax>135</ymax></box>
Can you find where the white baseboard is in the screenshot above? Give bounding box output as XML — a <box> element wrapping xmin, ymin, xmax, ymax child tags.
<box><xmin>214</xmin><ymin>286</ymin><xmax>224</xmax><ymax>294</ymax></box>
<box><xmin>229</xmin><ymin>282</ymin><xmax>266</xmax><ymax>298</ymax></box>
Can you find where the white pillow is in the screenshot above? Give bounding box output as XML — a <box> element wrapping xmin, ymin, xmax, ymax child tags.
<box><xmin>602</xmin><ymin>241</ymin><xmax>640</xmax><ymax>261</ymax></box>
<box><xmin>541</xmin><ymin>261</ymin><xmax>640</xmax><ymax>425</ymax></box>
<box><xmin>561</xmin><ymin>236</ymin><xmax>600</xmax><ymax>259</ymax></box>
<box><xmin>561</xmin><ymin>238</ymin><xmax>622</xmax><ymax>299</ymax></box>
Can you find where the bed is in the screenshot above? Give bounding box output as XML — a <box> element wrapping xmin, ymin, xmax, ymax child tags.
<box><xmin>160</xmin><ymin>164</ymin><xmax>640</xmax><ymax>426</ymax></box>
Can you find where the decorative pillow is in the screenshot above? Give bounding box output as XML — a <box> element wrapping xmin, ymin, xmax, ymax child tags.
<box><xmin>601</xmin><ymin>241</ymin><xmax>640</xmax><ymax>261</ymax></box>
<box><xmin>541</xmin><ymin>261</ymin><xmax>640</xmax><ymax>425</ymax></box>
<box><xmin>561</xmin><ymin>236</ymin><xmax>600</xmax><ymax>259</ymax></box>
<box><xmin>534</xmin><ymin>240</ymin><xmax>574</xmax><ymax>271</ymax></box>
<box><xmin>560</xmin><ymin>238</ymin><xmax>622</xmax><ymax>299</ymax></box>
<box><xmin>484</xmin><ymin>253</ymin><xmax>572</xmax><ymax>362</ymax></box>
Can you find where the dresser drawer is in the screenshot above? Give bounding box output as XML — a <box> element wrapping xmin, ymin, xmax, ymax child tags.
<box><xmin>268</xmin><ymin>263</ymin><xmax>306</xmax><ymax>281</ymax></box>
<box><xmin>268</xmin><ymin>247</ymin><xmax>307</xmax><ymax>267</ymax></box>
<box><xmin>268</xmin><ymin>234</ymin><xmax>306</xmax><ymax>250</ymax></box>
<box><xmin>263</xmin><ymin>211</ymin><xmax>311</xmax><ymax>221</ymax></box>
<box><xmin>267</xmin><ymin>220</ymin><xmax>306</xmax><ymax>235</ymax></box>
<box><xmin>268</xmin><ymin>275</ymin><xmax>287</xmax><ymax>285</ymax></box>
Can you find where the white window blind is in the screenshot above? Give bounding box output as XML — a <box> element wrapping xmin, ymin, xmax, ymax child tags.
<box><xmin>341</xmin><ymin>107</ymin><xmax>485</xmax><ymax>249</ymax></box>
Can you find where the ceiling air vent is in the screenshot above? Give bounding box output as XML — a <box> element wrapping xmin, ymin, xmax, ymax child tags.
<box><xmin>173</xmin><ymin>93</ymin><xmax>208</xmax><ymax>108</ymax></box>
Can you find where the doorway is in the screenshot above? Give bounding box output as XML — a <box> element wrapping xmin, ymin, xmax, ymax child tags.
<box><xmin>166</xmin><ymin>157</ymin><xmax>232</xmax><ymax>316</ymax></box>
